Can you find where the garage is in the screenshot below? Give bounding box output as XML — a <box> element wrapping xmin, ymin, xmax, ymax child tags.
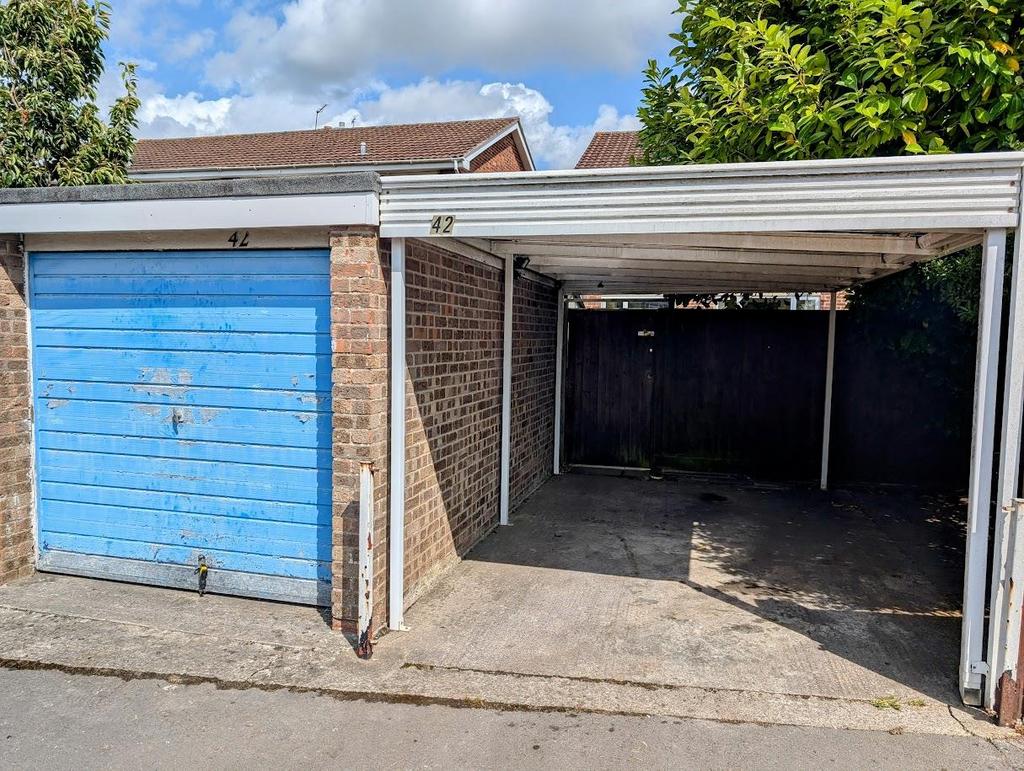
<box><xmin>3</xmin><ymin>157</ymin><xmax>1024</xmax><ymax>723</ymax></box>
<box><xmin>28</xmin><ymin>248</ymin><xmax>333</xmax><ymax>606</ymax></box>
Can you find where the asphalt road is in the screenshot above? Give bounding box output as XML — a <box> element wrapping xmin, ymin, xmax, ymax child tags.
<box><xmin>1</xmin><ymin>667</ymin><xmax>1021</xmax><ymax>770</ymax></box>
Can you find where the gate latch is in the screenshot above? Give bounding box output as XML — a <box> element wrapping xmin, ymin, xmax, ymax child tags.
<box><xmin>193</xmin><ymin>555</ymin><xmax>208</xmax><ymax>597</ymax></box>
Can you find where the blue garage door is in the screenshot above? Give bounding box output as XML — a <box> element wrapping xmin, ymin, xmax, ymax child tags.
<box><xmin>29</xmin><ymin>250</ymin><xmax>332</xmax><ymax>605</ymax></box>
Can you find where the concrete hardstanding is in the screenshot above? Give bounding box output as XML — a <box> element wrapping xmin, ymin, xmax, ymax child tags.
<box><xmin>4</xmin><ymin>668</ymin><xmax>1023</xmax><ymax>771</ymax></box>
<box><xmin>0</xmin><ymin>235</ymin><xmax>32</xmax><ymax>587</ymax></box>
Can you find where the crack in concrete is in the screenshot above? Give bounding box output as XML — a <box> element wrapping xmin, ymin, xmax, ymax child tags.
<box><xmin>401</xmin><ymin>662</ymin><xmax>957</xmax><ymax>711</ymax></box>
<box><xmin>0</xmin><ymin>657</ymin><xmax>661</xmax><ymax>721</ymax></box>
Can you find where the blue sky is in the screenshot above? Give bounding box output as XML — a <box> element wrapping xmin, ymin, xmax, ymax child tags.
<box><xmin>101</xmin><ymin>0</ymin><xmax>678</xmax><ymax>168</ymax></box>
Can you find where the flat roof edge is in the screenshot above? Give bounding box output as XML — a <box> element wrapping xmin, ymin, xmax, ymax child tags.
<box><xmin>0</xmin><ymin>172</ymin><xmax>382</xmax><ymax>205</ymax></box>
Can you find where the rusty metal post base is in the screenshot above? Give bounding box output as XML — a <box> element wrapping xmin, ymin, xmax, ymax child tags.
<box><xmin>997</xmin><ymin>670</ymin><xmax>1024</xmax><ymax>727</ymax></box>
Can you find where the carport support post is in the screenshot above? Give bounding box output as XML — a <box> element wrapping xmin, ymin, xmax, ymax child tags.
<box><xmin>820</xmin><ymin>291</ymin><xmax>837</xmax><ymax>491</ymax></box>
<box><xmin>389</xmin><ymin>237</ymin><xmax>407</xmax><ymax>630</ymax></box>
<box><xmin>988</xmin><ymin>224</ymin><xmax>1024</xmax><ymax>714</ymax></box>
<box><xmin>500</xmin><ymin>255</ymin><xmax>513</xmax><ymax>525</ymax></box>
<box><xmin>961</xmin><ymin>227</ymin><xmax>1008</xmax><ymax>705</ymax></box>
<box><xmin>553</xmin><ymin>287</ymin><xmax>565</xmax><ymax>475</ymax></box>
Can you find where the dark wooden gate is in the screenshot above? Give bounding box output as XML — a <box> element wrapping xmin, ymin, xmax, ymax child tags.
<box><xmin>565</xmin><ymin>309</ymin><xmax>827</xmax><ymax>478</ymax></box>
<box><xmin>564</xmin><ymin>310</ymin><xmax>657</xmax><ymax>467</ymax></box>
<box><xmin>564</xmin><ymin>308</ymin><xmax>972</xmax><ymax>485</ymax></box>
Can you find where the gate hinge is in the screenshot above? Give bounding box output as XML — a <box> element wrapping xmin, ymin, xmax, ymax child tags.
<box><xmin>971</xmin><ymin>661</ymin><xmax>990</xmax><ymax>676</ymax></box>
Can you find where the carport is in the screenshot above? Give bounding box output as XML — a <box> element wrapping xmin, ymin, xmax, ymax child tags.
<box><xmin>379</xmin><ymin>153</ymin><xmax>1024</xmax><ymax>714</ymax></box>
<box><xmin>2</xmin><ymin>152</ymin><xmax>1023</xmax><ymax>722</ymax></box>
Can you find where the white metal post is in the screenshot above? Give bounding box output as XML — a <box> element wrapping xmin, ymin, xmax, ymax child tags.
<box><xmin>988</xmin><ymin>223</ymin><xmax>1024</xmax><ymax>710</ymax></box>
<box><xmin>500</xmin><ymin>256</ymin><xmax>514</xmax><ymax>525</ymax></box>
<box><xmin>820</xmin><ymin>291</ymin><xmax>837</xmax><ymax>491</ymax></box>
<box><xmin>553</xmin><ymin>287</ymin><xmax>565</xmax><ymax>475</ymax></box>
<box><xmin>356</xmin><ymin>461</ymin><xmax>375</xmax><ymax>657</ymax></box>
<box><xmin>389</xmin><ymin>237</ymin><xmax>407</xmax><ymax>631</ymax></box>
<box><xmin>961</xmin><ymin>228</ymin><xmax>1008</xmax><ymax>704</ymax></box>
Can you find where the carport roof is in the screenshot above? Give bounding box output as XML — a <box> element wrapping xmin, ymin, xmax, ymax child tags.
<box><xmin>380</xmin><ymin>152</ymin><xmax>1024</xmax><ymax>293</ymax></box>
<box><xmin>1</xmin><ymin>153</ymin><xmax>1021</xmax><ymax>294</ymax></box>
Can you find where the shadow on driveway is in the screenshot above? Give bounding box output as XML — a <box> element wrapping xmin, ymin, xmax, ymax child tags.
<box><xmin>398</xmin><ymin>472</ymin><xmax>965</xmax><ymax>706</ymax></box>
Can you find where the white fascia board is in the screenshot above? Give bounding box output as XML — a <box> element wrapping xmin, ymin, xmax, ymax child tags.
<box><xmin>386</xmin><ymin>151</ymin><xmax>1024</xmax><ymax>186</ymax></box>
<box><xmin>462</xmin><ymin>122</ymin><xmax>537</xmax><ymax>172</ymax></box>
<box><xmin>380</xmin><ymin>153</ymin><xmax>1024</xmax><ymax>238</ymax></box>
<box><xmin>1</xmin><ymin>191</ymin><xmax>379</xmax><ymax>234</ymax></box>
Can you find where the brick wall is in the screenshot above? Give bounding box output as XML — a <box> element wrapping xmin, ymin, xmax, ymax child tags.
<box><xmin>329</xmin><ymin>227</ymin><xmax>390</xmax><ymax>630</ymax></box>
<box><xmin>0</xmin><ymin>235</ymin><xmax>33</xmax><ymax>586</ymax></box>
<box><xmin>510</xmin><ymin>275</ymin><xmax>558</xmax><ymax>508</ymax></box>
<box><xmin>330</xmin><ymin>236</ymin><xmax>559</xmax><ymax>622</ymax></box>
<box><xmin>402</xmin><ymin>239</ymin><xmax>504</xmax><ymax>604</ymax></box>
<box><xmin>820</xmin><ymin>291</ymin><xmax>850</xmax><ymax>311</ymax></box>
<box><xmin>470</xmin><ymin>134</ymin><xmax>528</xmax><ymax>173</ymax></box>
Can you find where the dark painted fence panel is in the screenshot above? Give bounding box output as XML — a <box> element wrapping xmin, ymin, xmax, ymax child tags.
<box><xmin>653</xmin><ymin>311</ymin><xmax>829</xmax><ymax>478</ymax></box>
<box><xmin>565</xmin><ymin>309</ymin><xmax>970</xmax><ymax>488</ymax></box>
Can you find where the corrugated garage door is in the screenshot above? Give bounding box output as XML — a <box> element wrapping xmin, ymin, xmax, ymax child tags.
<box><xmin>28</xmin><ymin>249</ymin><xmax>332</xmax><ymax>605</ymax></box>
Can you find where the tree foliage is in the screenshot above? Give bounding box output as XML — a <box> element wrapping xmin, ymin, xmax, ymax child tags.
<box><xmin>0</xmin><ymin>0</ymin><xmax>139</xmax><ymax>187</ymax></box>
<box><xmin>638</xmin><ymin>0</ymin><xmax>1024</xmax><ymax>325</ymax></box>
<box><xmin>639</xmin><ymin>0</ymin><xmax>1023</xmax><ymax>164</ymax></box>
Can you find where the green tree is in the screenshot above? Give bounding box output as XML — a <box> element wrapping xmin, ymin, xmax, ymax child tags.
<box><xmin>638</xmin><ymin>0</ymin><xmax>1023</xmax><ymax>164</ymax></box>
<box><xmin>636</xmin><ymin>1</ymin><xmax>1023</xmax><ymax>450</ymax></box>
<box><xmin>637</xmin><ymin>0</ymin><xmax>1022</xmax><ymax>323</ymax></box>
<box><xmin>0</xmin><ymin>0</ymin><xmax>139</xmax><ymax>187</ymax></box>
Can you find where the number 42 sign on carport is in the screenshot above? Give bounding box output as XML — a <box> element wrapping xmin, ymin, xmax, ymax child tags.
<box><xmin>28</xmin><ymin>249</ymin><xmax>333</xmax><ymax>605</ymax></box>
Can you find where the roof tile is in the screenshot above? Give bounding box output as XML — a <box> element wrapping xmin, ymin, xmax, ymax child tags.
<box><xmin>132</xmin><ymin>118</ymin><xmax>520</xmax><ymax>172</ymax></box>
<box><xmin>576</xmin><ymin>131</ymin><xmax>642</xmax><ymax>169</ymax></box>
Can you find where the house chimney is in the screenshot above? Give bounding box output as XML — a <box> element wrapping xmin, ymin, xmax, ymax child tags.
<box><xmin>359</xmin><ymin>141</ymin><xmax>368</xmax><ymax>157</ymax></box>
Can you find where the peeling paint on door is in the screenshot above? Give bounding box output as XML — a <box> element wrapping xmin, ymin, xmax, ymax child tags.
<box><xmin>30</xmin><ymin>248</ymin><xmax>333</xmax><ymax>607</ymax></box>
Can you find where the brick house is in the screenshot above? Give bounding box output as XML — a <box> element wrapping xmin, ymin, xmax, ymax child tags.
<box><xmin>131</xmin><ymin>118</ymin><xmax>534</xmax><ymax>180</ymax></box>
<box><xmin>575</xmin><ymin>130</ymin><xmax>642</xmax><ymax>170</ymax></box>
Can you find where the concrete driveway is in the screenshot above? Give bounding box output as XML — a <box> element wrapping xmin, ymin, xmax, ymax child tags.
<box><xmin>0</xmin><ymin>473</ymin><xmax>1004</xmax><ymax>738</ymax></box>
<box><xmin>390</xmin><ymin>472</ymin><xmax>968</xmax><ymax>718</ymax></box>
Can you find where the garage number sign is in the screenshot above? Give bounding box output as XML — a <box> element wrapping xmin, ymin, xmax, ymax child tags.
<box><xmin>429</xmin><ymin>215</ymin><xmax>456</xmax><ymax>235</ymax></box>
<box><xmin>228</xmin><ymin>231</ymin><xmax>251</xmax><ymax>248</ymax></box>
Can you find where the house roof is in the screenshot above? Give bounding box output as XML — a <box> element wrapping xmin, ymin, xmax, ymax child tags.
<box><xmin>575</xmin><ymin>131</ymin><xmax>642</xmax><ymax>169</ymax></box>
<box><xmin>131</xmin><ymin>118</ymin><xmax>529</xmax><ymax>175</ymax></box>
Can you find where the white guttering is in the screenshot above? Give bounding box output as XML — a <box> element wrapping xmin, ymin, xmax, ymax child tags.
<box><xmin>389</xmin><ymin>237</ymin><xmax>408</xmax><ymax>631</ymax></box>
<box><xmin>819</xmin><ymin>291</ymin><xmax>837</xmax><ymax>491</ymax></box>
<box><xmin>380</xmin><ymin>153</ymin><xmax>1024</xmax><ymax>238</ymax></box>
<box><xmin>986</xmin><ymin>182</ymin><xmax>1024</xmax><ymax>710</ymax></box>
<box><xmin>499</xmin><ymin>255</ymin><xmax>514</xmax><ymax>526</ymax></box>
<box><xmin>553</xmin><ymin>287</ymin><xmax>565</xmax><ymax>476</ymax></box>
<box><xmin>961</xmin><ymin>227</ymin><xmax>1009</xmax><ymax>706</ymax></box>
<box><xmin>130</xmin><ymin>160</ymin><xmax>465</xmax><ymax>182</ymax></box>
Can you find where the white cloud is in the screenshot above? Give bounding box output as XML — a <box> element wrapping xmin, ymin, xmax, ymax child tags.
<box><xmin>130</xmin><ymin>76</ymin><xmax>638</xmax><ymax>168</ymax></box>
<box><xmin>205</xmin><ymin>0</ymin><xmax>670</xmax><ymax>93</ymax></box>
<box><xmin>344</xmin><ymin>79</ymin><xmax>640</xmax><ymax>169</ymax></box>
<box><xmin>165</xmin><ymin>29</ymin><xmax>216</xmax><ymax>62</ymax></box>
<box><xmin>138</xmin><ymin>92</ymin><xmax>234</xmax><ymax>137</ymax></box>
